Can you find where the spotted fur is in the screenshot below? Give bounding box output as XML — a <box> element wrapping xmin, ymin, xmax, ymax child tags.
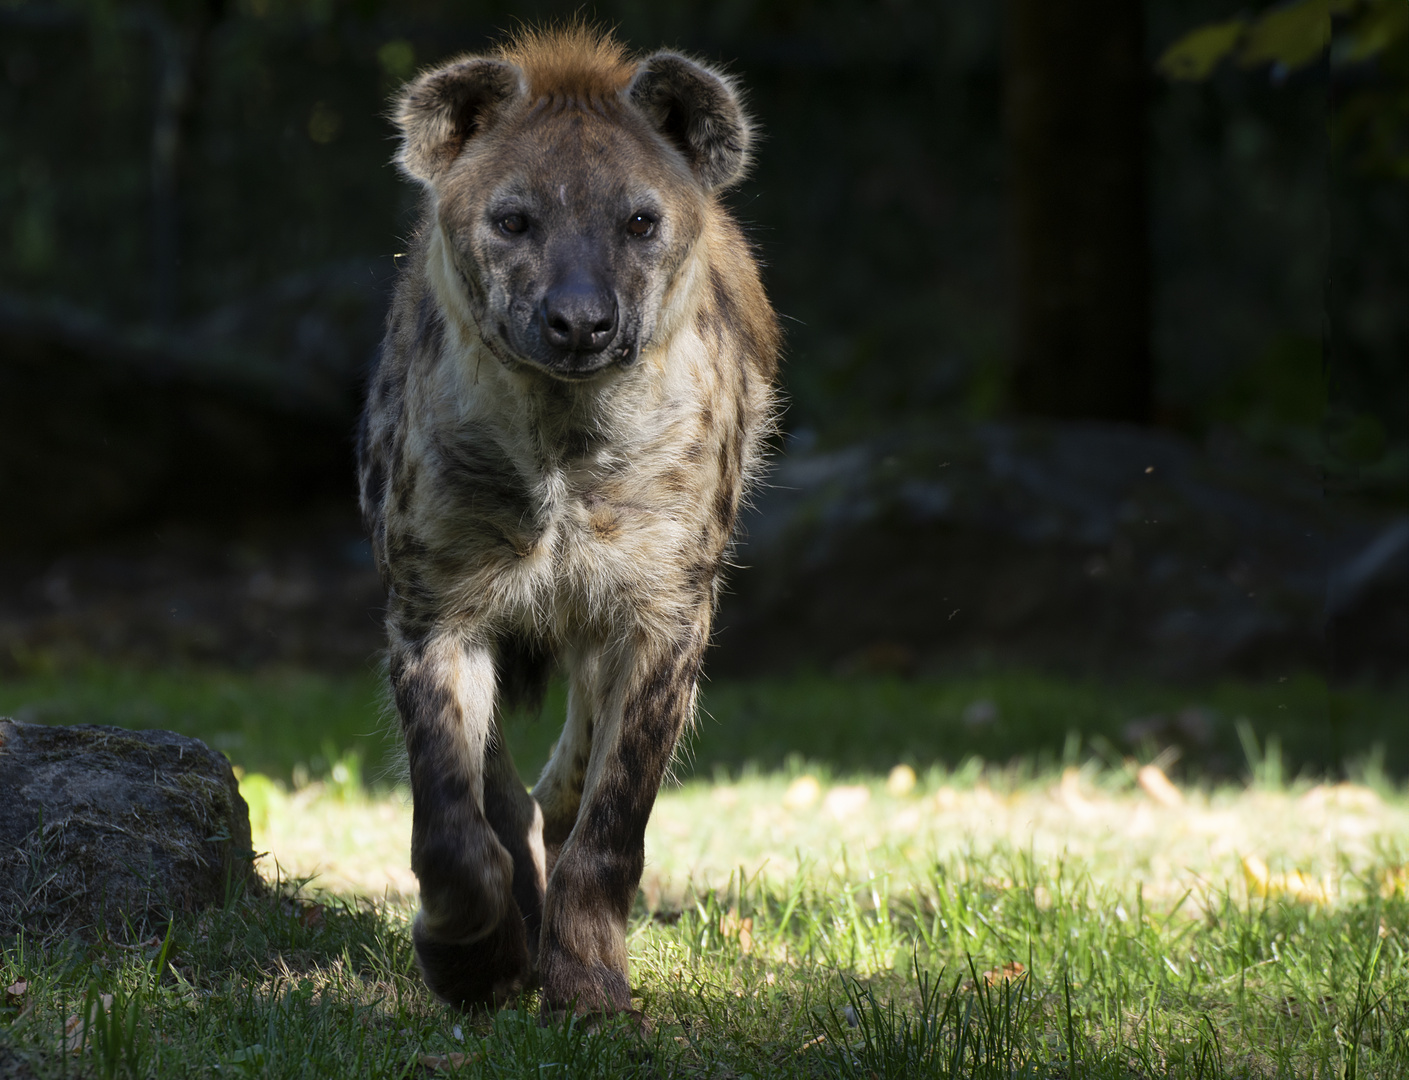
<box><xmin>356</xmin><ymin>26</ymin><xmax>779</xmax><ymax>1017</ymax></box>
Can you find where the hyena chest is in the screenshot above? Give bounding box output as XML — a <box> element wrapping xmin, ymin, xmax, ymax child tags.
<box><xmin>418</xmin><ymin>430</ymin><xmax>686</xmax><ymax>619</ymax></box>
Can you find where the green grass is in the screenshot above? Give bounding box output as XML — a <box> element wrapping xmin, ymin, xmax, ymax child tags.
<box><xmin>689</xmin><ymin>670</ymin><xmax>1408</xmax><ymax>782</ymax></box>
<box><xmin>2</xmin><ymin>838</ymin><xmax>1407</xmax><ymax>1078</ymax></box>
<box><xmin>3</xmin><ymin>665</ymin><xmax>1408</xmax><ymax>1076</ymax></box>
<box><xmin>0</xmin><ymin>666</ymin><xmax>396</xmax><ymax>788</ymax></box>
<box><xmin>1</xmin><ymin>664</ymin><xmax>1405</xmax><ymax>787</ymax></box>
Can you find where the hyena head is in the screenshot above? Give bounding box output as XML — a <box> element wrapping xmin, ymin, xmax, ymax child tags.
<box><xmin>393</xmin><ymin>28</ymin><xmax>753</xmax><ymax>382</ymax></box>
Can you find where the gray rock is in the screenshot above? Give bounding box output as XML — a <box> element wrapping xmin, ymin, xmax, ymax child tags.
<box><xmin>713</xmin><ymin>421</ymin><xmax>1407</xmax><ymax>680</ymax></box>
<box><xmin>0</xmin><ymin>720</ymin><xmax>256</xmax><ymax>939</ymax></box>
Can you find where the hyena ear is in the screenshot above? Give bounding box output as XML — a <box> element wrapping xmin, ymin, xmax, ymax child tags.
<box><xmin>628</xmin><ymin>52</ymin><xmax>753</xmax><ymax>192</ymax></box>
<box><xmin>394</xmin><ymin>57</ymin><xmax>524</xmax><ymax>184</ymax></box>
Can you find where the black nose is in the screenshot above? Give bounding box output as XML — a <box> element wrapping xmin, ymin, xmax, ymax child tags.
<box><xmin>539</xmin><ymin>278</ymin><xmax>618</xmax><ymax>354</ymax></box>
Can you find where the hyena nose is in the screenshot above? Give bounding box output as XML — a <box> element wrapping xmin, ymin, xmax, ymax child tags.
<box><xmin>539</xmin><ymin>281</ymin><xmax>618</xmax><ymax>354</ymax></box>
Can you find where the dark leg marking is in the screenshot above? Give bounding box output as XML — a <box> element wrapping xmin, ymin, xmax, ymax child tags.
<box><xmin>537</xmin><ymin>628</ymin><xmax>707</xmax><ymax>1016</ymax></box>
<box><xmin>392</xmin><ymin>635</ymin><xmax>532</xmax><ymax>1010</ymax></box>
<box><xmin>481</xmin><ymin>712</ymin><xmax>547</xmax><ymax>962</ymax></box>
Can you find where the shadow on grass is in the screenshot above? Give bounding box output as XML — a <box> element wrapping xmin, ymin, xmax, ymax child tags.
<box><xmin>0</xmin><ymin>871</ymin><xmax>672</xmax><ymax>1079</ymax></box>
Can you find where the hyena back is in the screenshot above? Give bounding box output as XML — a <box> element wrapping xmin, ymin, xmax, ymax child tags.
<box><xmin>356</xmin><ymin>27</ymin><xmax>779</xmax><ymax>1016</ymax></box>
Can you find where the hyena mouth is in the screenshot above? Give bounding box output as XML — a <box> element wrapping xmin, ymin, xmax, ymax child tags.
<box><xmin>525</xmin><ymin>341</ymin><xmax>640</xmax><ymax>382</ymax></box>
<box><xmin>492</xmin><ymin>321</ymin><xmax>638</xmax><ymax>382</ymax></box>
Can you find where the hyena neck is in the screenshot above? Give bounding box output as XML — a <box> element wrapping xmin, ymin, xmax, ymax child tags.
<box><xmin>424</xmin><ymin>225</ymin><xmax>485</xmax><ymax>359</ymax></box>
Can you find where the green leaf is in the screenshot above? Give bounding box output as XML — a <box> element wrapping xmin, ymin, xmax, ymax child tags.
<box><xmin>1158</xmin><ymin>19</ymin><xmax>1247</xmax><ymax>80</ymax></box>
<box><xmin>1240</xmin><ymin>0</ymin><xmax>1332</xmax><ymax>71</ymax></box>
<box><xmin>1340</xmin><ymin>0</ymin><xmax>1409</xmax><ymax>63</ymax></box>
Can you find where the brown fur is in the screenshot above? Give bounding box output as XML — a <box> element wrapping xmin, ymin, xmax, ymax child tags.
<box><xmin>357</xmin><ymin>26</ymin><xmax>779</xmax><ymax>1018</ymax></box>
<box><xmin>497</xmin><ymin>25</ymin><xmax>636</xmax><ymax>99</ymax></box>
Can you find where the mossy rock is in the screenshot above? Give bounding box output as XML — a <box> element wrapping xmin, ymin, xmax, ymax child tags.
<box><xmin>0</xmin><ymin>719</ymin><xmax>257</xmax><ymax>939</ymax></box>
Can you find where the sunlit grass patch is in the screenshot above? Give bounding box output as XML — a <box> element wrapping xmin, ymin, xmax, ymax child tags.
<box><xmin>626</xmin><ymin>832</ymin><xmax>1409</xmax><ymax>1077</ymax></box>
<box><xmin>239</xmin><ymin>761</ymin><xmax>1409</xmax><ymax>914</ymax></box>
<box><xmin>4</xmin><ymin>665</ymin><xmax>1408</xmax><ymax>1076</ymax></box>
<box><xmin>4</xmin><ymin>770</ymin><xmax>1408</xmax><ymax>1077</ymax></box>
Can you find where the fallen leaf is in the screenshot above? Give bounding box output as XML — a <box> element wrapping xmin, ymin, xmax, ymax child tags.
<box><xmin>719</xmin><ymin>908</ymin><xmax>754</xmax><ymax>954</ymax></box>
<box><xmin>108</xmin><ymin>934</ymin><xmax>163</xmax><ymax>952</ymax></box>
<box><xmin>1299</xmin><ymin>783</ymin><xmax>1381</xmax><ymax>812</ymax></box>
<box><xmin>61</xmin><ymin>994</ymin><xmax>113</xmax><ymax>1054</ymax></box>
<box><xmin>1057</xmin><ymin>767</ymin><xmax>1096</xmax><ymax>817</ymax></box>
<box><xmin>889</xmin><ymin>802</ymin><xmax>918</xmax><ymax>828</ymax></box>
<box><xmin>1137</xmin><ymin>764</ymin><xmax>1183</xmax><ymax>808</ymax></box>
<box><xmin>1242</xmin><ymin>854</ymin><xmax>1334</xmax><ymax>904</ymax></box>
<box><xmin>886</xmin><ymin>764</ymin><xmax>917</xmax><ymax>796</ymax></box>
<box><xmin>796</xmin><ymin>1034</ymin><xmax>828</xmax><ymax>1054</ymax></box>
<box><xmin>5</xmin><ymin>980</ymin><xmax>27</xmax><ymax>1003</ymax></box>
<box><xmin>1242</xmin><ymin>853</ymin><xmax>1269</xmax><ymax>889</ymax></box>
<box><xmin>823</xmin><ymin>785</ymin><xmax>870</xmax><ymax>819</ymax></box>
<box><xmin>783</xmin><ymin>775</ymin><xmax>821</xmax><ymax>809</ymax></box>
<box><xmin>982</xmin><ymin>961</ymin><xmax>1026</xmax><ymax>985</ymax></box>
<box><xmin>1380</xmin><ymin>866</ymin><xmax>1408</xmax><ymax>900</ymax></box>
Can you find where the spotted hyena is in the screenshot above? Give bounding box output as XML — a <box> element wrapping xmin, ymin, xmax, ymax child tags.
<box><xmin>355</xmin><ymin>27</ymin><xmax>780</xmax><ymax>1017</ymax></box>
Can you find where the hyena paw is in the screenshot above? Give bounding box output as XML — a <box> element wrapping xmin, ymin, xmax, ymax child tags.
<box><xmin>538</xmin><ymin>950</ymin><xmax>633</xmax><ymax>1018</ymax></box>
<box><xmin>413</xmin><ymin>909</ymin><xmax>532</xmax><ymax>1011</ymax></box>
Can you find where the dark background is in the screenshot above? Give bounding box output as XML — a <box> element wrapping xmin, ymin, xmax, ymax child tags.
<box><xmin>1</xmin><ymin>1</ymin><xmax>1405</xmax><ymax>774</ymax></box>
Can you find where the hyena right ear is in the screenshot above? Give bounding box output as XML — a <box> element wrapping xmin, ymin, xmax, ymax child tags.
<box><xmin>629</xmin><ymin>53</ymin><xmax>754</xmax><ymax>192</ymax></box>
<box><xmin>394</xmin><ymin>58</ymin><xmax>524</xmax><ymax>184</ymax></box>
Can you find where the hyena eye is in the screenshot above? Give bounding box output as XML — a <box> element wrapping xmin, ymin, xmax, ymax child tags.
<box><xmin>498</xmin><ymin>213</ymin><xmax>529</xmax><ymax>236</ymax></box>
<box><xmin>626</xmin><ymin>212</ymin><xmax>657</xmax><ymax>238</ymax></box>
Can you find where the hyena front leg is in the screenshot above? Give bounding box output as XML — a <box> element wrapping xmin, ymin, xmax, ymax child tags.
<box><xmin>481</xmin><ymin>709</ymin><xmax>547</xmax><ymax>962</ymax></box>
<box><xmin>531</xmin><ymin>647</ymin><xmax>601</xmax><ymax>881</ymax></box>
<box><xmin>390</xmin><ymin>632</ymin><xmax>531</xmax><ymax>1008</ymax></box>
<box><xmin>537</xmin><ymin>628</ymin><xmax>706</xmax><ymax>1016</ymax></box>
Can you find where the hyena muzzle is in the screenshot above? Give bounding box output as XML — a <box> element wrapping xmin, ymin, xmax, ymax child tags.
<box><xmin>356</xmin><ymin>27</ymin><xmax>780</xmax><ymax>1017</ymax></box>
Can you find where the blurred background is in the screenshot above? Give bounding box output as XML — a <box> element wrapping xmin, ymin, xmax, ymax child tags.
<box><xmin>1</xmin><ymin>0</ymin><xmax>1405</xmax><ymax>787</ymax></box>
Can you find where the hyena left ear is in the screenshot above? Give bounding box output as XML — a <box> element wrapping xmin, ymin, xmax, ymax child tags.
<box><xmin>394</xmin><ymin>57</ymin><xmax>524</xmax><ymax>184</ymax></box>
<box><xmin>629</xmin><ymin>52</ymin><xmax>754</xmax><ymax>192</ymax></box>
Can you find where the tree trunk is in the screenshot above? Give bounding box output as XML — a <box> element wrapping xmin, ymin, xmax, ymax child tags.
<box><xmin>1006</xmin><ymin>0</ymin><xmax>1151</xmax><ymax>422</ymax></box>
<box><xmin>146</xmin><ymin>0</ymin><xmax>225</xmax><ymax>325</ymax></box>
